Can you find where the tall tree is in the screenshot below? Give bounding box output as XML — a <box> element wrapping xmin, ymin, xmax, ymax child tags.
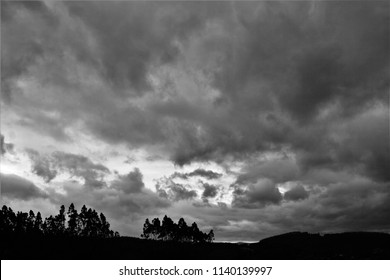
<box><xmin>55</xmin><ymin>205</ymin><xmax>66</xmax><ymax>235</ymax></box>
<box><xmin>34</xmin><ymin>212</ymin><xmax>43</xmax><ymax>235</ymax></box>
<box><xmin>79</xmin><ymin>205</ymin><xmax>88</xmax><ymax>237</ymax></box>
<box><xmin>151</xmin><ymin>218</ymin><xmax>161</xmax><ymax>240</ymax></box>
<box><xmin>177</xmin><ymin>217</ymin><xmax>189</xmax><ymax>242</ymax></box>
<box><xmin>67</xmin><ymin>203</ymin><xmax>79</xmax><ymax>236</ymax></box>
<box><xmin>161</xmin><ymin>215</ymin><xmax>175</xmax><ymax>241</ymax></box>
<box><xmin>141</xmin><ymin>218</ymin><xmax>152</xmax><ymax>239</ymax></box>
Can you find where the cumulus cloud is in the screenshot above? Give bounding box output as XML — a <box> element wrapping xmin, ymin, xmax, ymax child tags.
<box><xmin>155</xmin><ymin>177</ymin><xmax>198</xmax><ymax>201</ymax></box>
<box><xmin>1</xmin><ymin>173</ymin><xmax>48</xmax><ymax>200</ymax></box>
<box><xmin>111</xmin><ymin>168</ymin><xmax>144</xmax><ymax>194</ymax></box>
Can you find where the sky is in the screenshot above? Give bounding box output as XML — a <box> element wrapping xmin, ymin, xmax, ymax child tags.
<box><xmin>0</xmin><ymin>0</ymin><xmax>389</xmax><ymax>242</ymax></box>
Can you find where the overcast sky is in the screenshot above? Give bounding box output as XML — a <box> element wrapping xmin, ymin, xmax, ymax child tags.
<box><xmin>1</xmin><ymin>0</ymin><xmax>389</xmax><ymax>241</ymax></box>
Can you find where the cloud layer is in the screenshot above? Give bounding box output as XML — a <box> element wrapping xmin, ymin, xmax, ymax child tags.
<box><xmin>1</xmin><ymin>1</ymin><xmax>389</xmax><ymax>241</ymax></box>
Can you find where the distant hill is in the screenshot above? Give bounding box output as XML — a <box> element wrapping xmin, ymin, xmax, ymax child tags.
<box><xmin>1</xmin><ymin>232</ymin><xmax>389</xmax><ymax>259</ymax></box>
<box><xmin>255</xmin><ymin>231</ymin><xmax>390</xmax><ymax>259</ymax></box>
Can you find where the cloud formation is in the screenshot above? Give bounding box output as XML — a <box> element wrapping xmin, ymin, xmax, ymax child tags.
<box><xmin>25</xmin><ymin>149</ymin><xmax>110</xmax><ymax>187</ymax></box>
<box><xmin>284</xmin><ymin>184</ymin><xmax>309</xmax><ymax>201</ymax></box>
<box><xmin>202</xmin><ymin>182</ymin><xmax>219</xmax><ymax>200</ymax></box>
<box><xmin>0</xmin><ymin>134</ymin><xmax>14</xmax><ymax>155</ymax></box>
<box><xmin>232</xmin><ymin>179</ymin><xmax>283</xmax><ymax>209</ymax></box>
<box><xmin>1</xmin><ymin>1</ymin><xmax>389</xmax><ymax>241</ymax></box>
<box><xmin>2</xmin><ymin>1</ymin><xmax>388</xmax><ymax>174</ymax></box>
<box><xmin>155</xmin><ymin>177</ymin><xmax>198</xmax><ymax>202</ymax></box>
<box><xmin>171</xmin><ymin>168</ymin><xmax>223</xmax><ymax>180</ymax></box>
<box><xmin>1</xmin><ymin>173</ymin><xmax>48</xmax><ymax>200</ymax></box>
<box><xmin>111</xmin><ymin>168</ymin><xmax>144</xmax><ymax>194</ymax></box>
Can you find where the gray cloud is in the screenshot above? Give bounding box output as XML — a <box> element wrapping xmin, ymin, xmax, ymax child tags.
<box><xmin>25</xmin><ymin>149</ymin><xmax>57</xmax><ymax>183</ymax></box>
<box><xmin>1</xmin><ymin>173</ymin><xmax>48</xmax><ymax>200</ymax></box>
<box><xmin>25</xmin><ymin>149</ymin><xmax>110</xmax><ymax>187</ymax></box>
<box><xmin>171</xmin><ymin>168</ymin><xmax>223</xmax><ymax>180</ymax></box>
<box><xmin>0</xmin><ymin>134</ymin><xmax>5</xmax><ymax>154</ymax></box>
<box><xmin>236</xmin><ymin>157</ymin><xmax>299</xmax><ymax>185</ymax></box>
<box><xmin>111</xmin><ymin>168</ymin><xmax>144</xmax><ymax>194</ymax></box>
<box><xmin>1</xmin><ymin>1</ymin><xmax>389</xmax><ymax>240</ymax></box>
<box><xmin>2</xmin><ymin>1</ymin><xmax>388</xmax><ymax>179</ymax></box>
<box><xmin>155</xmin><ymin>178</ymin><xmax>198</xmax><ymax>202</ymax></box>
<box><xmin>0</xmin><ymin>134</ymin><xmax>14</xmax><ymax>155</ymax></box>
<box><xmin>51</xmin><ymin>151</ymin><xmax>109</xmax><ymax>187</ymax></box>
<box><xmin>232</xmin><ymin>179</ymin><xmax>283</xmax><ymax>209</ymax></box>
<box><xmin>284</xmin><ymin>184</ymin><xmax>309</xmax><ymax>201</ymax></box>
<box><xmin>202</xmin><ymin>182</ymin><xmax>218</xmax><ymax>199</ymax></box>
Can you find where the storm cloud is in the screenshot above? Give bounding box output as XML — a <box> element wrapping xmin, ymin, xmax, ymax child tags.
<box><xmin>1</xmin><ymin>1</ymin><xmax>389</xmax><ymax>241</ymax></box>
<box><xmin>284</xmin><ymin>184</ymin><xmax>309</xmax><ymax>201</ymax></box>
<box><xmin>232</xmin><ymin>179</ymin><xmax>283</xmax><ymax>209</ymax></box>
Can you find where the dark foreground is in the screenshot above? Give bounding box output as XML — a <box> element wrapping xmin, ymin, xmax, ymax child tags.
<box><xmin>1</xmin><ymin>232</ymin><xmax>389</xmax><ymax>259</ymax></box>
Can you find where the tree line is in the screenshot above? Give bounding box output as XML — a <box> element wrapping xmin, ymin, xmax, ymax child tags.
<box><xmin>141</xmin><ymin>215</ymin><xmax>214</xmax><ymax>243</ymax></box>
<box><xmin>0</xmin><ymin>204</ymin><xmax>119</xmax><ymax>238</ymax></box>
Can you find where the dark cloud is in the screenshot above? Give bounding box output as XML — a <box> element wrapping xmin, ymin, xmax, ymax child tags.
<box><xmin>232</xmin><ymin>179</ymin><xmax>283</xmax><ymax>209</ymax></box>
<box><xmin>284</xmin><ymin>185</ymin><xmax>309</xmax><ymax>201</ymax></box>
<box><xmin>202</xmin><ymin>182</ymin><xmax>218</xmax><ymax>199</ymax></box>
<box><xmin>236</xmin><ymin>157</ymin><xmax>299</xmax><ymax>185</ymax></box>
<box><xmin>63</xmin><ymin>1</ymin><xmax>227</xmax><ymax>93</ymax></box>
<box><xmin>189</xmin><ymin>169</ymin><xmax>223</xmax><ymax>180</ymax></box>
<box><xmin>0</xmin><ymin>134</ymin><xmax>14</xmax><ymax>155</ymax></box>
<box><xmin>0</xmin><ymin>134</ymin><xmax>6</xmax><ymax>154</ymax></box>
<box><xmin>50</xmin><ymin>151</ymin><xmax>109</xmax><ymax>187</ymax></box>
<box><xmin>25</xmin><ymin>149</ymin><xmax>110</xmax><ymax>186</ymax></box>
<box><xmin>1</xmin><ymin>173</ymin><xmax>48</xmax><ymax>200</ymax></box>
<box><xmin>0</xmin><ymin>0</ymin><xmax>58</xmax><ymax>103</ymax></box>
<box><xmin>171</xmin><ymin>168</ymin><xmax>222</xmax><ymax>180</ymax></box>
<box><xmin>274</xmin><ymin>179</ymin><xmax>390</xmax><ymax>233</ymax></box>
<box><xmin>111</xmin><ymin>168</ymin><xmax>144</xmax><ymax>194</ymax></box>
<box><xmin>25</xmin><ymin>149</ymin><xmax>57</xmax><ymax>183</ymax></box>
<box><xmin>3</xmin><ymin>1</ymin><xmax>388</xmax><ymax>179</ymax></box>
<box><xmin>2</xmin><ymin>1</ymin><xmax>390</xmax><ymax>240</ymax></box>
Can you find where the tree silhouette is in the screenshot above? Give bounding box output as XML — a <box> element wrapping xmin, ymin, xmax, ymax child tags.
<box><xmin>34</xmin><ymin>212</ymin><xmax>43</xmax><ymax>236</ymax></box>
<box><xmin>67</xmin><ymin>203</ymin><xmax>79</xmax><ymax>236</ymax></box>
<box><xmin>0</xmin><ymin>204</ymin><xmax>118</xmax><ymax>238</ymax></box>
<box><xmin>161</xmin><ymin>215</ymin><xmax>175</xmax><ymax>241</ymax></box>
<box><xmin>140</xmin><ymin>218</ymin><xmax>152</xmax><ymax>239</ymax></box>
<box><xmin>141</xmin><ymin>215</ymin><xmax>214</xmax><ymax>243</ymax></box>
<box><xmin>151</xmin><ymin>218</ymin><xmax>161</xmax><ymax>240</ymax></box>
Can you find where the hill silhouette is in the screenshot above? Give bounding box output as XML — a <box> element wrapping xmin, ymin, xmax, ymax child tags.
<box><xmin>1</xmin><ymin>232</ymin><xmax>389</xmax><ymax>259</ymax></box>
